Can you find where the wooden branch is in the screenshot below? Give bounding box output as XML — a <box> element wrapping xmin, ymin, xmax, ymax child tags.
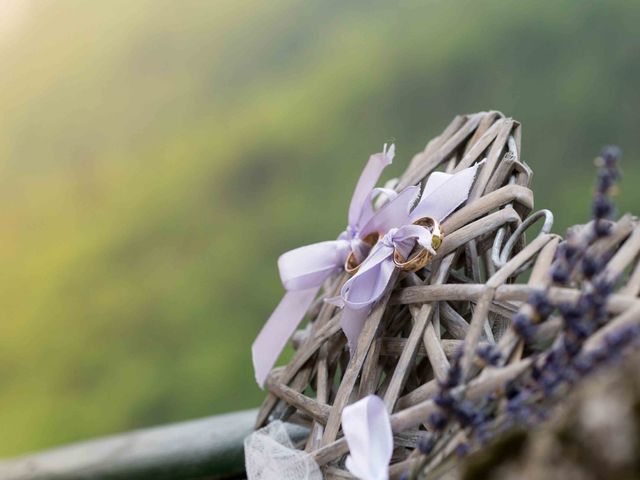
<box><xmin>0</xmin><ymin>410</ymin><xmax>307</xmax><ymax>480</ymax></box>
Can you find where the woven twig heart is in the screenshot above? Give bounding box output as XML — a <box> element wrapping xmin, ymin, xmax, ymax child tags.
<box><xmin>254</xmin><ymin>111</ymin><xmax>566</xmax><ymax>476</ymax></box>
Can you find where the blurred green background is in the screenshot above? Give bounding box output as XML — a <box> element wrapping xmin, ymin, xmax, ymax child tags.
<box><xmin>0</xmin><ymin>0</ymin><xmax>638</xmax><ymax>457</ymax></box>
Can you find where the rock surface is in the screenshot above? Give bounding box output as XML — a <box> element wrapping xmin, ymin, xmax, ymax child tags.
<box><xmin>459</xmin><ymin>352</ymin><xmax>640</xmax><ymax>480</ymax></box>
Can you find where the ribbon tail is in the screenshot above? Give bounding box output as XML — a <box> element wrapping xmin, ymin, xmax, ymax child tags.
<box><xmin>252</xmin><ymin>288</ymin><xmax>319</xmax><ymax>388</ymax></box>
<box><xmin>348</xmin><ymin>144</ymin><xmax>395</xmax><ymax>228</ymax></box>
<box><xmin>411</xmin><ymin>162</ymin><xmax>481</xmax><ymax>222</ymax></box>
<box><xmin>340</xmin><ymin>307</ymin><xmax>370</xmax><ymax>355</ymax></box>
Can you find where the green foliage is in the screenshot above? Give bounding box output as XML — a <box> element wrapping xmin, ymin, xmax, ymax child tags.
<box><xmin>0</xmin><ymin>0</ymin><xmax>637</xmax><ymax>457</ymax></box>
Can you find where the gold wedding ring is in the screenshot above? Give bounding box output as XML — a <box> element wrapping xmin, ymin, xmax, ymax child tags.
<box><xmin>344</xmin><ymin>232</ymin><xmax>380</xmax><ymax>275</ymax></box>
<box><xmin>393</xmin><ymin>217</ymin><xmax>443</xmax><ymax>272</ymax></box>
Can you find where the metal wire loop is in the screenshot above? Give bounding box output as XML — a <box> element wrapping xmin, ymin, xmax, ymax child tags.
<box><xmin>492</xmin><ymin>209</ymin><xmax>554</xmax><ymax>269</ymax></box>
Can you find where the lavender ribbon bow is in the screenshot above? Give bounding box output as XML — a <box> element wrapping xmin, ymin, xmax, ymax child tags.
<box><xmin>252</xmin><ymin>145</ymin><xmax>396</xmax><ymax>387</ymax></box>
<box><xmin>342</xmin><ymin>395</ymin><xmax>393</xmax><ymax>480</ymax></box>
<box><xmin>336</xmin><ymin>163</ymin><xmax>482</xmax><ymax>351</ymax></box>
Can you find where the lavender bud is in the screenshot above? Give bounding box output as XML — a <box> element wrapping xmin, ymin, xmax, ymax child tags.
<box><xmin>528</xmin><ymin>290</ymin><xmax>553</xmax><ymax>318</ymax></box>
<box><xmin>418</xmin><ymin>433</ymin><xmax>436</xmax><ymax>454</ymax></box>
<box><xmin>581</xmin><ymin>255</ymin><xmax>601</xmax><ymax>279</ymax></box>
<box><xmin>593</xmin><ymin>277</ymin><xmax>614</xmax><ymax>297</ymax></box>
<box><xmin>434</xmin><ymin>391</ymin><xmax>456</xmax><ymax>410</ymax></box>
<box><xmin>455</xmin><ymin>442</ymin><xmax>470</xmax><ymax>457</ymax></box>
<box><xmin>454</xmin><ymin>401</ymin><xmax>477</xmax><ymax>427</ymax></box>
<box><xmin>596</xmin><ymin>170</ymin><xmax>614</xmax><ymax>193</ymax></box>
<box><xmin>551</xmin><ymin>263</ymin><xmax>570</xmax><ymax>284</ymax></box>
<box><xmin>600</xmin><ymin>145</ymin><xmax>621</xmax><ymax>169</ymax></box>
<box><xmin>594</xmin><ymin>220</ymin><xmax>612</xmax><ymax>237</ymax></box>
<box><xmin>513</xmin><ymin>312</ymin><xmax>535</xmax><ymax>342</ymax></box>
<box><xmin>592</xmin><ymin>193</ymin><xmax>613</xmax><ymax>219</ymax></box>
<box><xmin>428</xmin><ymin>411</ymin><xmax>448</xmax><ymax>431</ymax></box>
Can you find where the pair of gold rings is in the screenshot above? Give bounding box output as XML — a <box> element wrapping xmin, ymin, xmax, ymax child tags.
<box><xmin>392</xmin><ymin>217</ymin><xmax>443</xmax><ymax>272</ymax></box>
<box><xmin>343</xmin><ymin>217</ymin><xmax>444</xmax><ymax>274</ymax></box>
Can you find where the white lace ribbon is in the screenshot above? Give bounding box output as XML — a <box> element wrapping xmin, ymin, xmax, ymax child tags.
<box><xmin>244</xmin><ymin>421</ymin><xmax>323</xmax><ymax>480</ymax></box>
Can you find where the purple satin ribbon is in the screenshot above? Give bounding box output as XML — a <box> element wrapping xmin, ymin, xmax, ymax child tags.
<box><xmin>252</xmin><ymin>145</ymin><xmax>396</xmax><ymax>387</ymax></box>
<box><xmin>252</xmin><ymin>146</ymin><xmax>481</xmax><ymax>387</ymax></box>
<box><xmin>333</xmin><ymin>163</ymin><xmax>482</xmax><ymax>351</ymax></box>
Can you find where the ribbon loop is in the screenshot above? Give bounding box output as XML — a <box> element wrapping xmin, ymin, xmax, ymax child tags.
<box><xmin>252</xmin><ymin>145</ymin><xmax>396</xmax><ymax>387</ymax></box>
<box><xmin>278</xmin><ymin>240</ymin><xmax>350</xmax><ymax>291</ymax></box>
<box><xmin>342</xmin><ymin>395</ymin><xmax>393</xmax><ymax>480</ymax></box>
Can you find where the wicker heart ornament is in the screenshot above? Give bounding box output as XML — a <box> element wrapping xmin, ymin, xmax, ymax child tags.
<box><xmin>251</xmin><ymin>111</ymin><xmax>552</xmax><ymax>478</ymax></box>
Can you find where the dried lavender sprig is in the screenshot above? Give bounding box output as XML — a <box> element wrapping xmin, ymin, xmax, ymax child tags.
<box><xmin>514</xmin><ymin>147</ymin><xmax>622</xmax><ymax>345</ymax></box>
<box><xmin>433</xmin><ymin>147</ymin><xmax>622</xmax><ymax>460</ymax></box>
<box><xmin>592</xmin><ymin>146</ymin><xmax>621</xmax><ymax>238</ymax></box>
<box><xmin>410</xmin><ymin>147</ymin><xmax>626</xmax><ymax>478</ymax></box>
<box><xmin>483</xmin><ymin>146</ymin><xmax>624</xmax><ymax>435</ymax></box>
<box><xmin>549</xmin><ymin>148</ymin><xmax>621</xmax><ymax>360</ymax></box>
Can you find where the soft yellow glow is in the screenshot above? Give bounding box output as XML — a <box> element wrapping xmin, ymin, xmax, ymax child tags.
<box><xmin>0</xmin><ymin>0</ymin><xmax>29</xmax><ymax>38</ymax></box>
